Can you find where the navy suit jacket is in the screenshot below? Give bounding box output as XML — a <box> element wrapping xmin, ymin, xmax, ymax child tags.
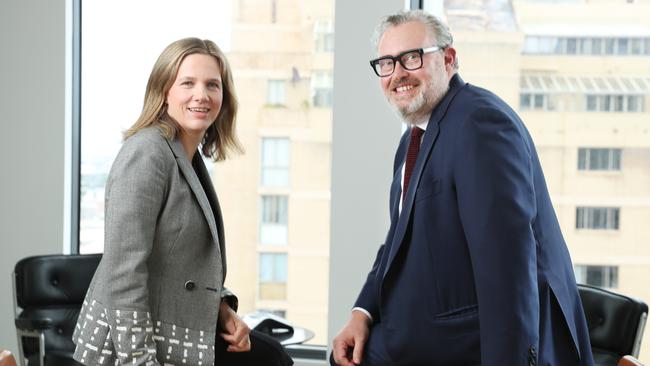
<box><xmin>355</xmin><ymin>75</ymin><xmax>594</xmax><ymax>365</ymax></box>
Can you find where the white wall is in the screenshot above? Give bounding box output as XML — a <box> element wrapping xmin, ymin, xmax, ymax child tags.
<box><xmin>327</xmin><ymin>0</ymin><xmax>405</xmax><ymax>351</ymax></box>
<box><xmin>0</xmin><ymin>0</ymin><xmax>67</xmax><ymax>357</ymax></box>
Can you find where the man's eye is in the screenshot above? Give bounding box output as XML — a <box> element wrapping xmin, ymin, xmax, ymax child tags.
<box><xmin>403</xmin><ymin>53</ymin><xmax>418</xmax><ymax>61</ymax></box>
<box><xmin>378</xmin><ymin>59</ymin><xmax>393</xmax><ymax>67</ymax></box>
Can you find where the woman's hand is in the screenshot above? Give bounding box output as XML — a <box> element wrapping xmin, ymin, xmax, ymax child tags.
<box><xmin>218</xmin><ymin>300</ymin><xmax>251</xmax><ymax>352</ymax></box>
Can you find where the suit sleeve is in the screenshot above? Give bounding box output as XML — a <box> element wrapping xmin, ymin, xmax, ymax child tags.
<box><xmin>102</xmin><ymin>134</ymin><xmax>170</xmax><ymax>365</ymax></box>
<box><xmin>454</xmin><ymin>106</ymin><xmax>539</xmax><ymax>365</ymax></box>
<box><xmin>354</xmin><ymin>245</ymin><xmax>385</xmax><ymax>320</ymax></box>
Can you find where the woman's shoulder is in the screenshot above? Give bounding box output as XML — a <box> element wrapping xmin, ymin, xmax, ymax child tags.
<box><xmin>112</xmin><ymin>126</ymin><xmax>174</xmax><ymax>172</ymax></box>
<box><xmin>125</xmin><ymin>125</ymin><xmax>167</xmax><ymax>145</ymax></box>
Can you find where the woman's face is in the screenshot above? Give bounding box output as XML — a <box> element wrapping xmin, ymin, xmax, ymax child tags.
<box><xmin>166</xmin><ymin>53</ymin><xmax>223</xmax><ymax>138</ymax></box>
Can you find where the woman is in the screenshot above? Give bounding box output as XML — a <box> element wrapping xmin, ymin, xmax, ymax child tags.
<box><xmin>73</xmin><ymin>38</ymin><xmax>290</xmax><ymax>366</ymax></box>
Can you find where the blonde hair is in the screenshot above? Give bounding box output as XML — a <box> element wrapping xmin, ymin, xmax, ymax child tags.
<box><xmin>124</xmin><ymin>37</ymin><xmax>242</xmax><ymax>161</ymax></box>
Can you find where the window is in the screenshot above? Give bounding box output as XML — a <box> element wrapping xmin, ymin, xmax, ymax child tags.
<box><xmin>78</xmin><ymin>1</ymin><xmax>233</xmax><ymax>254</ymax></box>
<box><xmin>578</xmin><ymin>148</ymin><xmax>621</xmax><ymax>171</ymax></box>
<box><xmin>522</xmin><ymin>36</ymin><xmax>650</xmax><ymax>56</ymax></box>
<box><xmin>260</xmin><ymin>195</ymin><xmax>288</xmax><ymax>245</ymax></box>
<box><xmin>79</xmin><ymin>1</ymin><xmax>334</xmax><ymax>347</ymax></box>
<box><xmin>576</xmin><ymin>207</ymin><xmax>620</xmax><ymax>230</ymax></box>
<box><xmin>574</xmin><ymin>265</ymin><xmax>619</xmax><ymax>288</ymax></box>
<box><xmin>519</xmin><ymin>93</ymin><xmax>555</xmax><ymax>110</ymax></box>
<box><xmin>314</xmin><ymin>19</ymin><xmax>334</xmax><ymax>53</ymax></box>
<box><xmin>267</xmin><ymin>80</ymin><xmax>286</xmax><ymax>106</ymax></box>
<box><xmin>311</xmin><ymin>71</ymin><xmax>333</xmax><ymax>107</ymax></box>
<box><xmin>259</xmin><ymin>253</ymin><xmax>288</xmax><ymax>300</ymax></box>
<box><xmin>261</xmin><ymin>138</ymin><xmax>290</xmax><ymax>187</ymax></box>
<box><xmin>584</xmin><ymin>94</ymin><xmax>644</xmax><ymax>112</ymax></box>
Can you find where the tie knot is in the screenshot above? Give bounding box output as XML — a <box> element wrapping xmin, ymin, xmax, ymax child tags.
<box><xmin>410</xmin><ymin>127</ymin><xmax>424</xmax><ymax>141</ymax></box>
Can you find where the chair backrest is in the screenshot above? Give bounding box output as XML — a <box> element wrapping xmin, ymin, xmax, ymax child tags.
<box><xmin>578</xmin><ymin>284</ymin><xmax>648</xmax><ymax>360</ymax></box>
<box><xmin>13</xmin><ymin>254</ymin><xmax>102</xmax><ymax>360</ymax></box>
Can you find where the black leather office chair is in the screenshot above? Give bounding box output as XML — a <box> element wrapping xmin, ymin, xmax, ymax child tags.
<box><xmin>13</xmin><ymin>254</ymin><xmax>101</xmax><ymax>366</ymax></box>
<box><xmin>578</xmin><ymin>284</ymin><xmax>648</xmax><ymax>366</ymax></box>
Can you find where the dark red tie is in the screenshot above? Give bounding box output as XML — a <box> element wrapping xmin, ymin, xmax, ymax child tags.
<box><xmin>403</xmin><ymin>127</ymin><xmax>425</xmax><ymax>200</ymax></box>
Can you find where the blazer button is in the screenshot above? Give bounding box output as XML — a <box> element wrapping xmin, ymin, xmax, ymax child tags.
<box><xmin>184</xmin><ymin>280</ymin><xmax>196</xmax><ymax>291</ymax></box>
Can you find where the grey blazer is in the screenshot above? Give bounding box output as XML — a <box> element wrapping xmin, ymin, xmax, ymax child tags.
<box><xmin>73</xmin><ymin>127</ymin><xmax>236</xmax><ymax>366</ymax></box>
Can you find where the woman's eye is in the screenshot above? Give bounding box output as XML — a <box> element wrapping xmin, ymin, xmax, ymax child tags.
<box><xmin>208</xmin><ymin>82</ymin><xmax>221</xmax><ymax>89</ymax></box>
<box><xmin>181</xmin><ymin>81</ymin><xmax>193</xmax><ymax>86</ymax></box>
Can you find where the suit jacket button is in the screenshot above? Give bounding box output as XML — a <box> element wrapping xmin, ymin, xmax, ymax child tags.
<box><xmin>184</xmin><ymin>280</ymin><xmax>196</xmax><ymax>291</ymax></box>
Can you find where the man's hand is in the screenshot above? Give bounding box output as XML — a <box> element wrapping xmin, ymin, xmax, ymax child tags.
<box><xmin>332</xmin><ymin>310</ymin><xmax>371</xmax><ymax>366</ymax></box>
<box><xmin>218</xmin><ymin>301</ymin><xmax>251</xmax><ymax>352</ymax></box>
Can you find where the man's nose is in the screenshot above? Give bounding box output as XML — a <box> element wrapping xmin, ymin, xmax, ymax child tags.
<box><xmin>393</xmin><ymin>61</ymin><xmax>409</xmax><ymax>78</ymax></box>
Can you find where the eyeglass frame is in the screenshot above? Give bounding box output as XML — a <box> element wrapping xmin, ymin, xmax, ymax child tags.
<box><xmin>369</xmin><ymin>46</ymin><xmax>445</xmax><ymax>77</ymax></box>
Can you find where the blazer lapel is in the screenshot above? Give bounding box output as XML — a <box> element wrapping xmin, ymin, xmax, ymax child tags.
<box><xmin>192</xmin><ymin>153</ymin><xmax>228</xmax><ymax>276</ymax></box>
<box><xmin>383</xmin><ymin>74</ymin><xmax>467</xmax><ymax>279</ymax></box>
<box><xmin>166</xmin><ymin>137</ymin><xmax>222</xmax><ymax>253</ymax></box>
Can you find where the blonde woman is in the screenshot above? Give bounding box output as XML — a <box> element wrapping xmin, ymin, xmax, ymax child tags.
<box><xmin>73</xmin><ymin>38</ymin><xmax>291</xmax><ymax>366</ymax></box>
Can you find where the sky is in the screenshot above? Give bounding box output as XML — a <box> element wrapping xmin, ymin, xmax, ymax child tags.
<box><xmin>81</xmin><ymin>0</ymin><xmax>232</xmax><ymax>172</ymax></box>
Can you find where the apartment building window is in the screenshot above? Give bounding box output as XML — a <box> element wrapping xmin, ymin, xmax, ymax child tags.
<box><xmin>314</xmin><ymin>19</ymin><xmax>334</xmax><ymax>53</ymax></box>
<box><xmin>574</xmin><ymin>265</ymin><xmax>619</xmax><ymax>288</ymax></box>
<box><xmin>261</xmin><ymin>138</ymin><xmax>290</xmax><ymax>187</ymax></box>
<box><xmin>585</xmin><ymin>94</ymin><xmax>645</xmax><ymax>112</ymax></box>
<box><xmin>576</xmin><ymin>207</ymin><xmax>620</xmax><ymax>230</ymax></box>
<box><xmin>520</xmin><ymin>93</ymin><xmax>555</xmax><ymax>111</ymax></box>
<box><xmin>523</xmin><ymin>36</ymin><xmax>650</xmax><ymax>55</ymax></box>
<box><xmin>259</xmin><ymin>253</ymin><xmax>288</xmax><ymax>300</ymax></box>
<box><xmin>260</xmin><ymin>195</ymin><xmax>288</xmax><ymax>245</ymax></box>
<box><xmin>578</xmin><ymin>148</ymin><xmax>621</xmax><ymax>171</ymax></box>
<box><xmin>267</xmin><ymin>80</ymin><xmax>286</xmax><ymax>106</ymax></box>
<box><xmin>311</xmin><ymin>71</ymin><xmax>333</xmax><ymax>107</ymax></box>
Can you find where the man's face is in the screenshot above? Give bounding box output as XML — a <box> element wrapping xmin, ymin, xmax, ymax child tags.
<box><xmin>377</xmin><ymin>21</ymin><xmax>452</xmax><ymax>123</ymax></box>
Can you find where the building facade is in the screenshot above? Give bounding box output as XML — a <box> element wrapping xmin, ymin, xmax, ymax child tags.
<box><xmin>213</xmin><ymin>0</ymin><xmax>334</xmax><ymax>345</ymax></box>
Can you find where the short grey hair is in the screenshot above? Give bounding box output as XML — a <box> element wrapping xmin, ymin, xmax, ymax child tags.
<box><xmin>372</xmin><ymin>10</ymin><xmax>457</xmax><ymax>68</ymax></box>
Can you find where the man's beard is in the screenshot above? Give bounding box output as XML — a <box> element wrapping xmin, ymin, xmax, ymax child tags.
<box><xmin>388</xmin><ymin>72</ymin><xmax>449</xmax><ymax>125</ymax></box>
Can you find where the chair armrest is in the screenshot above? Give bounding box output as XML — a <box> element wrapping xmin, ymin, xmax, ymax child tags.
<box><xmin>618</xmin><ymin>355</ymin><xmax>645</xmax><ymax>366</ymax></box>
<box><xmin>15</xmin><ymin>317</ymin><xmax>53</xmax><ymax>331</ymax></box>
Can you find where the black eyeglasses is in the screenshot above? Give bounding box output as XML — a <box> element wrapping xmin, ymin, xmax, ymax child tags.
<box><xmin>369</xmin><ymin>46</ymin><xmax>444</xmax><ymax>77</ymax></box>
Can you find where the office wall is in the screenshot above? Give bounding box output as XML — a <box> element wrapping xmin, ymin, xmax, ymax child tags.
<box><xmin>328</xmin><ymin>0</ymin><xmax>405</xmax><ymax>349</ymax></box>
<box><xmin>0</xmin><ymin>0</ymin><xmax>67</xmax><ymax>356</ymax></box>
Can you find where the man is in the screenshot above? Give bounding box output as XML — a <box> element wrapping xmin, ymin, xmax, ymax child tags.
<box><xmin>331</xmin><ymin>10</ymin><xmax>594</xmax><ymax>366</ymax></box>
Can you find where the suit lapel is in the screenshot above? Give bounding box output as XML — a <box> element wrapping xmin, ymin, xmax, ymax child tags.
<box><xmin>192</xmin><ymin>154</ymin><xmax>228</xmax><ymax>276</ymax></box>
<box><xmin>382</xmin><ymin>75</ymin><xmax>467</xmax><ymax>279</ymax></box>
<box><xmin>166</xmin><ymin>137</ymin><xmax>222</xmax><ymax>255</ymax></box>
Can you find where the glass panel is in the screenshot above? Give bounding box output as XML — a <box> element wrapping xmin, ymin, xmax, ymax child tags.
<box><xmin>566</xmin><ymin>38</ymin><xmax>577</xmax><ymax>54</ymax></box>
<box><xmin>261</xmin><ymin>138</ymin><xmax>290</xmax><ymax>187</ymax></box>
<box><xmin>592</xmin><ymin>38</ymin><xmax>602</xmax><ymax>55</ymax></box>
<box><xmin>577</xmin><ymin>148</ymin><xmax>587</xmax><ymax>170</ymax></box>
<box><xmin>586</xmin><ymin>95</ymin><xmax>597</xmax><ymax>111</ymax></box>
<box><xmin>81</xmin><ymin>0</ymin><xmax>334</xmax><ymax>346</ymax></box>
<box><xmin>605</xmin><ymin>38</ymin><xmax>616</xmax><ymax>54</ymax></box>
<box><xmin>614</xmin><ymin>95</ymin><xmax>624</xmax><ymax>112</ymax></box>
<box><xmin>520</xmin><ymin>94</ymin><xmax>531</xmax><ymax>109</ymax></box>
<box><xmin>612</xmin><ymin>149</ymin><xmax>622</xmax><ymax>170</ymax></box>
<box><xmin>267</xmin><ymin>80</ymin><xmax>286</xmax><ymax>105</ymax></box>
<box><xmin>630</xmin><ymin>38</ymin><xmax>642</xmax><ymax>55</ymax></box>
